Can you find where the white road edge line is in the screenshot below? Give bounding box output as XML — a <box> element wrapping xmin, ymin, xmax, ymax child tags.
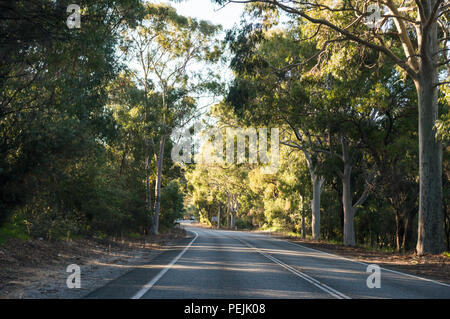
<box><xmin>268</xmin><ymin>236</ymin><xmax>450</xmax><ymax>288</ymax></box>
<box><xmin>131</xmin><ymin>230</ymin><xmax>199</xmax><ymax>299</ymax></box>
<box><xmin>230</xmin><ymin>234</ymin><xmax>351</xmax><ymax>299</ymax></box>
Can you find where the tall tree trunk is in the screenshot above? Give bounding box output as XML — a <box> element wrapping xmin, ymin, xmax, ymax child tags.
<box><xmin>119</xmin><ymin>138</ymin><xmax>129</xmax><ymax>177</ymax></box>
<box><xmin>395</xmin><ymin>212</ymin><xmax>404</xmax><ymax>252</ymax></box>
<box><xmin>340</xmin><ymin>135</ymin><xmax>371</xmax><ymax>246</ymax></box>
<box><xmin>152</xmin><ymin>135</ymin><xmax>167</xmax><ymax>235</ymax></box>
<box><xmin>143</xmin><ymin>78</ymin><xmax>153</xmax><ymax>233</ymax></box>
<box><xmin>402</xmin><ymin>209</ymin><xmax>415</xmax><ymax>251</ymax></box>
<box><xmin>217</xmin><ymin>206</ymin><xmax>221</xmax><ymax>229</ymax></box>
<box><xmin>311</xmin><ymin>173</ymin><xmax>324</xmax><ymax>240</ymax></box>
<box><xmin>145</xmin><ymin>137</ymin><xmax>152</xmax><ymax>215</ymax></box>
<box><xmin>341</xmin><ymin>136</ymin><xmax>356</xmax><ymax>246</ymax></box>
<box><xmin>415</xmin><ymin>15</ymin><xmax>443</xmax><ymax>253</ymax></box>
<box><xmin>303</xmin><ymin>148</ymin><xmax>324</xmax><ymax>241</ymax></box>
<box><xmin>342</xmin><ymin>162</ymin><xmax>355</xmax><ymax>246</ymax></box>
<box><xmin>231</xmin><ymin>211</ymin><xmax>236</xmax><ymax>229</ymax></box>
<box><xmin>301</xmin><ymin>209</ymin><xmax>306</xmax><ymax>239</ymax></box>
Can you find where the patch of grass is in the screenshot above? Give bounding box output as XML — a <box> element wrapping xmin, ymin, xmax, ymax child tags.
<box><xmin>0</xmin><ymin>221</ymin><xmax>30</xmax><ymax>246</ymax></box>
<box><xmin>93</xmin><ymin>231</ymin><xmax>108</xmax><ymax>240</ymax></box>
<box><xmin>442</xmin><ymin>252</ymin><xmax>450</xmax><ymax>258</ymax></box>
<box><xmin>259</xmin><ymin>225</ymin><xmax>283</xmax><ymax>232</ymax></box>
<box><xmin>127</xmin><ymin>232</ymin><xmax>143</xmax><ymax>239</ymax></box>
<box><xmin>282</xmin><ymin>231</ymin><xmax>312</xmax><ymax>240</ymax></box>
<box><xmin>357</xmin><ymin>243</ymin><xmax>395</xmax><ymax>253</ymax></box>
<box><xmin>322</xmin><ymin>238</ymin><xmax>343</xmax><ymax>245</ymax></box>
<box><xmin>283</xmin><ymin>231</ymin><xmax>303</xmax><ymax>238</ymax></box>
<box><xmin>257</xmin><ymin>226</ymin><xmax>312</xmax><ymax>240</ymax></box>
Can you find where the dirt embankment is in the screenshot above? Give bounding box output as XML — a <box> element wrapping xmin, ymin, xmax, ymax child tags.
<box><xmin>0</xmin><ymin>228</ymin><xmax>186</xmax><ymax>299</ymax></box>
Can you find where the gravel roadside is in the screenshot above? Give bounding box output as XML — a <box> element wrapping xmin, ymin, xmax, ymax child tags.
<box><xmin>0</xmin><ymin>228</ymin><xmax>187</xmax><ymax>299</ymax></box>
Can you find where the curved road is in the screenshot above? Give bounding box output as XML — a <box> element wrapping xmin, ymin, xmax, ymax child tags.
<box><xmin>85</xmin><ymin>224</ymin><xmax>450</xmax><ymax>299</ymax></box>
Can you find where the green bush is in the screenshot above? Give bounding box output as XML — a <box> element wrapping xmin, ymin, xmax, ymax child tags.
<box><xmin>159</xmin><ymin>180</ymin><xmax>185</xmax><ymax>228</ymax></box>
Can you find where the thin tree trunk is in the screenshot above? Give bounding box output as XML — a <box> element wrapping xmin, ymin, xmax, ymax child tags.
<box><xmin>145</xmin><ymin>138</ymin><xmax>152</xmax><ymax>213</ymax></box>
<box><xmin>342</xmin><ymin>163</ymin><xmax>355</xmax><ymax>246</ymax></box>
<box><xmin>119</xmin><ymin>138</ymin><xmax>129</xmax><ymax>177</ymax></box>
<box><xmin>301</xmin><ymin>209</ymin><xmax>306</xmax><ymax>239</ymax></box>
<box><xmin>231</xmin><ymin>212</ymin><xmax>236</xmax><ymax>229</ymax></box>
<box><xmin>152</xmin><ymin>135</ymin><xmax>167</xmax><ymax>235</ymax></box>
<box><xmin>311</xmin><ymin>173</ymin><xmax>324</xmax><ymax>240</ymax></box>
<box><xmin>402</xmin><ymin>210</ymin><xmax>415</xmax><ymax>251</ymax></box>
<box><xmin>217</xmin><ymin>206</ymin><xmax>221</xmax><ymax>229</ymax></box>
<box><xmin>395</xmin><ymin>212</ymin><xmax>404</xmax><ymax>252</ymax></box>
<box><xmin>340</xmin><ymin>136</ymin><xmax>356</xmax><ymax>246</ymax></box>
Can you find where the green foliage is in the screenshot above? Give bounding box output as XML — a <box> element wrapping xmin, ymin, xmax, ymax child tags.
<box><xmin>0</xmin><ymin>1</ymin><xmax>193</xmax><ymax>240</ymax></box>
<box><xmin>160</xmin><ymin>180</ymin><xmax>185</xmax><ymax>228</ymax></box>
<box><xmin>0</xmin><ymin>218</ymin><xmax>30</xmax><ymax>246</ymax></box>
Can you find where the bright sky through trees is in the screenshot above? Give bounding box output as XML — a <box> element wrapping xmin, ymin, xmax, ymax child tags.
<box><xmin>166</xmin><ymin>0</ymin><xmax>244</xmax><ymax>30</ymax></box>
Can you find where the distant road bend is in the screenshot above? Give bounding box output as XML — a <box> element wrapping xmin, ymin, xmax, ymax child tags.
<box><xmin>86</xmin><ymin>223</ymin><xmax>450</xmax><ymax>299</ymax></box>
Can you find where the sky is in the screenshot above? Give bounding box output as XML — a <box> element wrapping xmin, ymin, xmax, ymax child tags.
<box><xmin>163</xmin><ymin>0</ymin><xmax>245</xmax><ymax>30</ymax></box>
<box><xmin>155</xmin><ymin>1</ymin><xmax>247</xmax><ymax>128</ymax></box>
<box><xmin>132</xmin><ymin>1</ymin><xmax>247</xmax><ymax>139</ymax></box>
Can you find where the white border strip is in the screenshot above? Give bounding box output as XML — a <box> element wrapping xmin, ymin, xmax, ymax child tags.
<box><xmin>131</xmin><ymin>231</ymin><xmax>199</xmax><ymax>299</ymax></box>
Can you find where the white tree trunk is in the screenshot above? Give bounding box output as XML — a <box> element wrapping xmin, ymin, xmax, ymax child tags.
<box><xmin>311</xmin><ymin>173</ymin><xmax>324</xmax><ymax>240</ymax></box>
<box><xmin>415</xmin><ymin>59</ymin><xmax>443</xmax><ymax>254</ymax></box>
<box><xmin>217</xmin><ymin>206</ymin><xmax>221</xmax><ymax>229</ymax></box>
<box><xmin>342</xmin><ymin>163</ymin><xmax>355</xmax><ymax>246</ymax></box>
<box><xmin>152</xmin><ymin>135</ymin><xmax>167</xmax><ymax>235</ymax></box>
<box><xmin>231</xmin><ymin>212</ymin><xmax>236</xmax><ymax>229</ymax></box>
<box><xmin>414</xmin><ymin>4</ymin><xmax>444</xmax><ymax>254</ymax></box>
<box><xmin>301</xmin><ymin>210</ymin><xmax>306</xmax><ymax>240</ymax></box>
<box><xmin>145</xmin><ymin>138</ymin><xmax>152</xmax><ymax>214</ymax></box>
<box><xmin>340</xmin><ymin>136</ymin><xmax>357</xmax><ymax>246</ymax></box>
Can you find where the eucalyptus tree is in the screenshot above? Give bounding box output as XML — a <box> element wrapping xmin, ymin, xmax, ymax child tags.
<box><xmin>213</xmin><ymin>0</ymin><xmax>449</xmax><ymax>254</ymax></box>
<box><xmin>226</xmin><ymin>27</ymin><xmax>328</xmax><ymax>239</ymax></box>
<box><xmin>120</xmin><ymin>3</ymin><xmax>222</xmax><ymax>234</ymax></box>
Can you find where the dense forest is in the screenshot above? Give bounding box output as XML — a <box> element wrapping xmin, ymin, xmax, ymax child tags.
<box><xmin>0</xmin><ymin>0</ymin><xmax>448</xmax><ymax>256</ymax></box>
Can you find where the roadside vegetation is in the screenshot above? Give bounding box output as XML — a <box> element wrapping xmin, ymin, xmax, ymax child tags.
<box><xmin>0</xmin><ymin>2</ymin><xmax>221</xmax><ymax>245</ymax></box>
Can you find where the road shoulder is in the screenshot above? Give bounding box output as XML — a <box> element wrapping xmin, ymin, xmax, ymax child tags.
<box><xmin>0</xmin><ymin>228</ymin><xmax>189</xmax><ymax>299</ymax></box>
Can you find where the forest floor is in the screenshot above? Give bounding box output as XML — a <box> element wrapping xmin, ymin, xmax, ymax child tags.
<box><xmin>259</xmin><ymin>231</ymin><xmax>450</xmax><ymax>285</ymax></box>
<box><xmin>0</xmin><ymin>227</ymin><xmax>186</xmax><ymax>299</ymax></box>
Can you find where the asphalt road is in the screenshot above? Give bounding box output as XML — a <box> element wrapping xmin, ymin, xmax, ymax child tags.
<box><xmin>85</xmin><ymin>223</ymin><xmax>450</xmax><ymax>299</ymax></box>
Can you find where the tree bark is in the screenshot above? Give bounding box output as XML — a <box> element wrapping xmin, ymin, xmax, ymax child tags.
<box><xmin>145</xmin><ymin>138</ymin><xmax>152</xmax><ymax>214</ymax></box>
<box><xmin>151</xmin><ymin>135</ymin><xmax>167</xmax><ymax>235</ymax></box>
<box><xmin>311</xmin><ymin>173</ymin><xmax>324</xmax><ymax>240</ymax></box>
<box><xmin>403</xmin><ymin>209</ymin><xmax>415</xmax><ymax>251</ymax></box>
<box><xmin>342</xmin><ymin>162</ymin><xmax>355</xmax><ymax>246</ymax></box>
<box><xmin>414</xmin><ymin>15</ymin><xmax>444</xmax><ymax>253</ymax></box>
<box><xmin>301</xmin><ymin>209</ymin><xmax>306</xmax><ymax>239</ymax></box>
<box><xmin>119</xmin><ymin>138</ymin><xmax>129</xmax><ymax>177</ymax></box>
<box><xmin>231</xmin><ymin>212</ymin><xmax>236</xmax><ymax>229</ymax></box>
<box><xmin>395</xmin><ymin>213</ymin><xmax>404</xmax><ymax>252</ymax></box>
<box><xmin>217</xmin><ymin>206</ymin><xmax>221</xmax><ymax>229</ymax></box>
